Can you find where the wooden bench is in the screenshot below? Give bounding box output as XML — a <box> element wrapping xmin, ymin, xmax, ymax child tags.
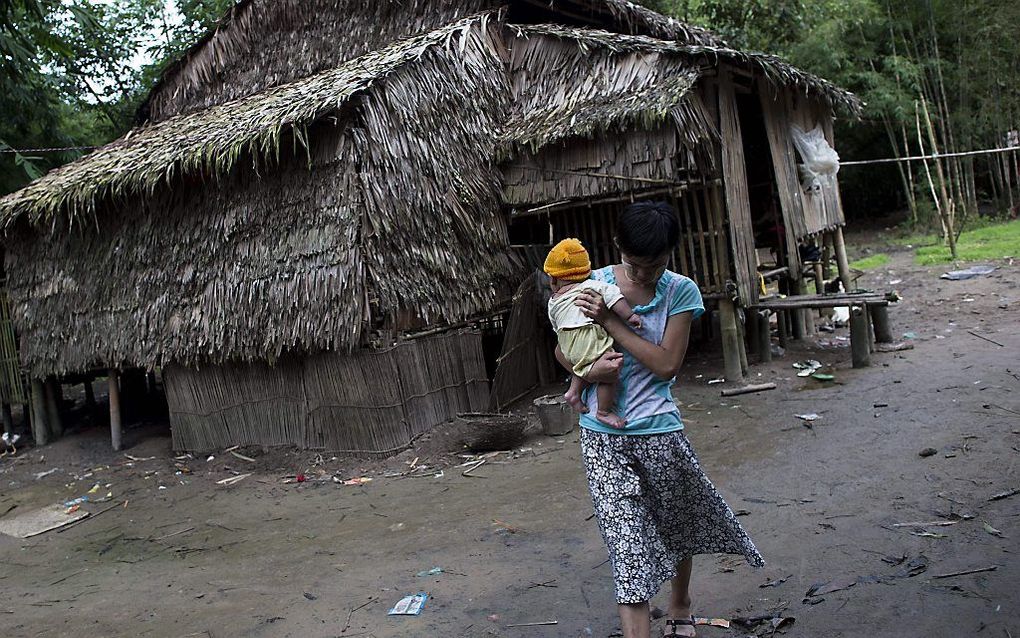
<box><xmin>747</xmin><ymin>292</ymin><xmax>898</xmax><ymax>368</ymax></box>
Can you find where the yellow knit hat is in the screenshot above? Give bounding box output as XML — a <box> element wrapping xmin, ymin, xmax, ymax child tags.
<box><xmin>544</xmin><ymin>238</ymin><xmax>591</xmax><ymax>282</ymax></box>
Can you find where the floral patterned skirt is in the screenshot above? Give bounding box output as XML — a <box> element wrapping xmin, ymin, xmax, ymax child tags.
<box><xmin>581</xmin><ymin>428</ymin><xmax>764</xmax><ymax>603</ymax></box>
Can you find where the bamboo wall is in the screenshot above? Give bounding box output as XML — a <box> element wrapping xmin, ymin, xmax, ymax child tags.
<box><xmin>504</xmin><ymin>127</ymin><xmax>683</xmax><ymax>206</ymax></box>
<box><xmin>0</xmin><ymin>284</ymin><xmax>24</xmax><ymax>404</ymax></box>
<box><xmin>533</xmin><ymin>182</ymin><xmax>731</xmax><ymax>295</ymax></box>
<box><xmin>759</xmin><ymin>81</ymin><xmax>846</xmax><ymax>241</ymax></box>
<box><xmin>165</xmin><ymin>331</ymin><xmax>489</xmax><ymax>453</ymax></box>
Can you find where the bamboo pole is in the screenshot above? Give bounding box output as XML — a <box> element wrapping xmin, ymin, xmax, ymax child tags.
<box><xmin>832</xmin><ymin>227</ymin><xmax>853</xmax><ymax>293</ymax></box>
<box><xmin>718</xmin><ymin>299</ymin><xmax>743</xmax><ymax>382</ymax></box>
<box><xmin>109</xmin><ymin>369</ymin><xmax>122</xmax><ymax>452</ymax></box>
<box><xmin>920</xmin><ymin>95</ymin><xmax>958</xmax><ymax>259</ymax></box>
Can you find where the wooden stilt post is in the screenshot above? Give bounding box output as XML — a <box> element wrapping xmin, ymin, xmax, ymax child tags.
<box><xmin>736</xmin><ymin>308</ymin><xmax>748</xmax><ymax>375</ymax></box>
<box><xmin>871</xmin><ymin>304</ymin><xmax>893</xmax><ymax>343</ymax></box>
<box><xmin>746</xmin><ymin>306</ymin><xmax>760</xmax><ymax>362</ymax></box>
<box><xmin>790</xmin><ymin>293</ymin><xmax>804</xmax><ymax>340</ymax></box>
<box><xmin>850</xmin><ymin>307</ymin><xmax>871</xmax><ymax>368</ymax></box>
<box><xmin>719</xmin><ymin>298</ymin><xmax>744</xmax><ymax>382</ymax></box>
<box><xmin>777</xmin><ymin>311</ymin><xmax>789</xmax><ymax>349</ymax></box>
<box><xmin>832</xmin><ymin>227</ymin><xmax>854</xmax><ymax>292</ymax></box>
<box><xmin>1</xmin><ymin>402</ymin><xmax>12</xmax><ymax>435</ymax></box>
<box><xmin>30</xmin><ymin>379</ymin><xmax>48</xmax><ymax>446</ymax></box>
<box><xmin>757</xmin><ymin>311</ymin><xmax>772</xmax><ymax>363</ymax></box>
<box><xmin>109</xmin><ymin>369</ymin><xmax>122</xmax><ymax>451</ymax></box>
<box><xmin>43</xmin><ymin>378</ymin><xmax>63</xmax><ymax>438</ymax></box>
<box><xmin>84</xmin><ymin>379</ymin><xmax>96</xmax><ymax>409</ymax></box>
<box><xmin>797</xmin><ymin>278</ymin><xmax>815</xmax><ymax>336</ymax></box>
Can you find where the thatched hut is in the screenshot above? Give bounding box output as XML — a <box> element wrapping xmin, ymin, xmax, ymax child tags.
<box><xmin>0</xmin><ymin>0</ymin><xmax>861</xmax><ymax>452</ymax></box>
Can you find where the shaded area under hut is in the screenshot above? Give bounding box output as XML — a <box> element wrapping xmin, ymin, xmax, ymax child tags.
<box><xmin>0</xmin><ymin>0</ymin><xmax>887</xmax><ymax>454</ymax></box>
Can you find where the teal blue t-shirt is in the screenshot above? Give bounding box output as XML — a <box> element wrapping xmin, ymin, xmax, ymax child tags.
<box><xmin>579</xmin><ymin>267</ymin><xmax>705</xmax><ymax>435</ymax></box>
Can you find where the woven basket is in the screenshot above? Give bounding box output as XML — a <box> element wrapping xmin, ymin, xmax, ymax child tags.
<box><xmin>457</xmin><ymin>412</ymin><xmax>528</xmax><ymax>452</ymax></box>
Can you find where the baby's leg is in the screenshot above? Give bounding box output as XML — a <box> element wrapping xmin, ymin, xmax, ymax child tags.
<box><xmin>564</xmin><ymin>375</ymin><xmax>588</xmax><ymax>413</ymax></box>
<box><xmin>595</xmin><ymin>381</ymin><xmax>626</xmax><ymax>429</ymax></box>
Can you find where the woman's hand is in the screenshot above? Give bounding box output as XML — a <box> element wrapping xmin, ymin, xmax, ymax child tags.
<box><xmin>575</xmin><ymin>289</ymin><xmax>613</xmax><ymax>325</ymax></box>
<box><xmin>584</xmin><ymin>351</ymin><xmax>623</xmax><ymax>383</ymax></box>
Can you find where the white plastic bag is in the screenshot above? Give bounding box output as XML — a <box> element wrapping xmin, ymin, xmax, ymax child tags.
<box><xmin>790</xmin><ymin>124</ymin><xmax>840</xmax><ymax>193</ymax></box>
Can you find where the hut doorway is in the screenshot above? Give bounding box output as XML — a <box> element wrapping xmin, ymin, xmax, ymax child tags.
<box><xmin>735</xmin><ymin>92</ymin><xmax>789</xmax><ymax>277</ymax></box>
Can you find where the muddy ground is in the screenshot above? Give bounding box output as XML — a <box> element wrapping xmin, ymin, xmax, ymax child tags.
<box><xmin>1</xmin><ymin>237</ymin><xmax>1018</xmax><ymax>638</ymax></box>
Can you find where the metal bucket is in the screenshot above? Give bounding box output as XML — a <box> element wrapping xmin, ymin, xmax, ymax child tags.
<box><xmin>533</xmin><ymin>394</ymin><xmax>575</xmax><ymax>436</ymax></box>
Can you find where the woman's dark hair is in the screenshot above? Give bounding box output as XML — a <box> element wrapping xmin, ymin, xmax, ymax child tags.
<box><xmin>616</xmin><ymin>200</ymin><xmax>680</xmax><ymax>257</ymax></box>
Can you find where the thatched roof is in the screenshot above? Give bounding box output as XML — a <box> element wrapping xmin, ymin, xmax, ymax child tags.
<box><xmin>5</xmin><ymin>14</ymin><xmax>521</xmax><ymax>377</ymax></box>
<box><xmin>140</xmin><ymin>0</ymin><xmax>497</xmax><ymax>122</ymax></box>
<box><xmin>0</xmin><ymin>13</ymin><xmax>500</xmax><ymax>231</ymax></box>
<box><xmin>140</xmin><ymin>0</ymin><xmax>723</xmax><ymax>123</ymax></box>
<box><xmin>504</xmin><ymin>24</ymin><xmax>714</xmax><ymax>155</ymax></box>
<box><xmin>511</xmin><ymin>24</ymin><xmax>862</xmax><ymax>117</ymax></box>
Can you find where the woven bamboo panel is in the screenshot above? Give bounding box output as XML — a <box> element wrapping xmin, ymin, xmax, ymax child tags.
<box><xmin>0</xmin><ymin>285</ymin><xmax>25</xmax><ymax>404</ymax></box>
<box><xmin>166</xmin><ymin>331</ymin><xmax>488</xmax><ymax>454</ymax></box>
<box><xmin>718</xmin><ymin>71</ymin><xmax>759</xmax><ymax>305</ymax></box>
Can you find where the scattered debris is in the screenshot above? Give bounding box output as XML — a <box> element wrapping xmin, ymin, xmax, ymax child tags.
<box><xmin>760</xmin><ymin>574</ymin><xmax>791</xmax><ymax>588</ymax></box>
<box><xmin>387</xmin><ymin>592</ymin><xmax>428</xmax><ymax>616</ymax></box>
<box><xmin>34</xmin><ymin>468</ymin><xmax>60</xmax><ymax>480</ymax></box>
<box><xmin>707</xmin><ymin>378</ymin><xmax>726</xmax><ymax>385</ymax></box>
<box><xmin>416</xmin><ymin>567</ymin><xmax>443</xmax><ymax>577</ymax></box>
<box><xmin>805</xmin><ymin>577</ymin><xmax>856</xmax><ymax>598</ymax></box>
<box><xmin>967</xmin><ymin>330</ymin><xmax>1005</xmax><ymax>348</ymax></box>
<box><xmin>988</xmin><ymin>488</ymin><xmax>1020</xmax><ymax>502</ymax></box>
<box><xmin>720</xmin><ymin>383</ymin><xmax>776</xmax><ymax>397</ymax></box>
<box><xmin>811</xmin><ymin>373</ymin><xmax>835</xmax><ymax>382</ymax></box>
<box><xmin>694</xmin><ymin>618</ymin><xmax>731</xmax><ymax>628</ymax></box>
<box><xmin>894</xmin><ymin>555</ymin><xmax>929</xmax><ymax>578</ymax></box>
<box><xmin>892</xmin><ymin>520</ymin><xmax>957</xmax><ymax>528</ymax></box>
<box><xmin>506</xmin><ymin>620</ymin><xmax>558</xmax><ymax>628</ymax></box>
<box><xmin>230</xmin><ymin>451</ymin><xmax>256</xmax><ymax>463</ymax></box>
<box><xmin>932</xmin><ymin>565</ymin><xmax>999</xmax><ymax>579</ymax></box>
<box><xmin>876</xmin><ymin>342</ymin><xmax>914</xmax><ymax>353</ymax></box>
<box><xmin>941</xmin><ymin>265</ymin><xmax>996</xmax><ymax>281</ymax></box>
<box><xmin>795</xmin><ymin>413</ymin><xmax>820</xmax><ymax>422</ymax></box>
<box><xmin>982</xmin><ymin>522</ymin><xmax>1005</xmax><ymax>538</ymax></box>
<box><xmin>216</xmin><ymin>473</ymin><xmax>251</xmax><ymax>486</ymax></box>
<box><xmin>303</xmin><ymin>592</ymin><xmax>317</xmax><ymax>601</ymax></box>
<box><xmin>919</xmin><ymin>448</ymin><xmax>938</xmax><ymax>458</ymax></box>
<box><xmin>902</xmin><ymin>331</ymin><xmax>919</xmax><ymax>340</ymax></box>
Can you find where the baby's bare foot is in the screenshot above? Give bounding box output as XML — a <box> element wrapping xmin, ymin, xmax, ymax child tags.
<box><xmin>596</xmin><ymin>410</ymin><xmax>627</xmax><ymax>429</ymax></box>
<box><xmin>564</xmin><ymin>390</ymin><xmax>587</xmax><ymax>413</ymax></box>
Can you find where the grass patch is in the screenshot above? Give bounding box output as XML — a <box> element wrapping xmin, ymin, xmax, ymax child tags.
<box><xmin>850</xmin><ymin>253</ymin><xmax>891</xmax><ymax>270</ymax></box>
<box><xmin>912</xmin><ymin>218</ymin><xmax>1020</xmax><ymax>265</ymax></box>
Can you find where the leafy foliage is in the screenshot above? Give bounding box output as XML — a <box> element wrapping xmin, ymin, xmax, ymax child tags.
<box><xmin>0</xmin><ymin>0</ymin><xmax>235</xmax><ymax>196</ymax></box>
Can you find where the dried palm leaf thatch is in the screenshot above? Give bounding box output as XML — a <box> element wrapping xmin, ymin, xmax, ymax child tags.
<box><xmin>511</xmin><ymin>24</ymin><xmax>862</xmax><ymax>117</ymax></box>
<box><xmin>4</xmin><ymin>17</ymin><xmax>520</xmax><ymax>378</ymax></box>
<box><xmin>563</xmin><ymin>0</ymin><xmax>725</xmax><ymax>46</ymax></box>
<box><xmin>143</xmin><ymin>0</ymin><xmax>722</xmax><ymax>122</ymax></box>
<box><xmin>500</xmin><ymin>25</ymin><xmax>718</xmax><ymax>204</ymax></box>
<box><xmin>142</xmin><ymin>0</ymin><xmax>498</xmax><ymax>122</ymax></box>
<box><xmin>504</xmin><ymin>24</ymin><xmax>713</xmax><ymax>154</ymax></box>
<box><xmin>0</xmin><ymin>12</ymin><xmax>499</xmax><ymax>232</ymax></box>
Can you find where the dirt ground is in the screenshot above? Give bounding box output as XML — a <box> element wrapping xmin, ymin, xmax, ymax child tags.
<box><xmin>2</xmin><ymin>237</ymin><xmax>1018</xmax><ymax>638</ymax></box>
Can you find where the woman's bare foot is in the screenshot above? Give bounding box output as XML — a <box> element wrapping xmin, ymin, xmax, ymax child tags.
<box><xmin>564</xmin><ymin>389</ymin><xmax>587</xmax><ymax>413</ymax></box>
<box><xmin>596</xmin><ymin>410</ymin><xmax>627</xmax><ymax>429</ymax></box>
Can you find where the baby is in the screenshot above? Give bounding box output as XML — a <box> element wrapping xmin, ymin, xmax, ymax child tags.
<box><xmin>544</xmin><ymin>238</ymin><xmax>640</xmax><ymax>429</ymax></box>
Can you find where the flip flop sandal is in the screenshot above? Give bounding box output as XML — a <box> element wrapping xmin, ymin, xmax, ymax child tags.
<box><xmin>663</xmin><ymin>616</ymin><xmax>697</xmax><ymax>637</ymax></box>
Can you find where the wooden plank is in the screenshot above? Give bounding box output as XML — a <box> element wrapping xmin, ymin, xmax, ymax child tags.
<box><xmin>718</xmin><ymin>71</ymin><xmax>758</xmax><ymax>304</ymax></box>
<box><xmin>758</xmin><ymin>80</ymin><xmax>804</xmax><ymax>276</ymax></box>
